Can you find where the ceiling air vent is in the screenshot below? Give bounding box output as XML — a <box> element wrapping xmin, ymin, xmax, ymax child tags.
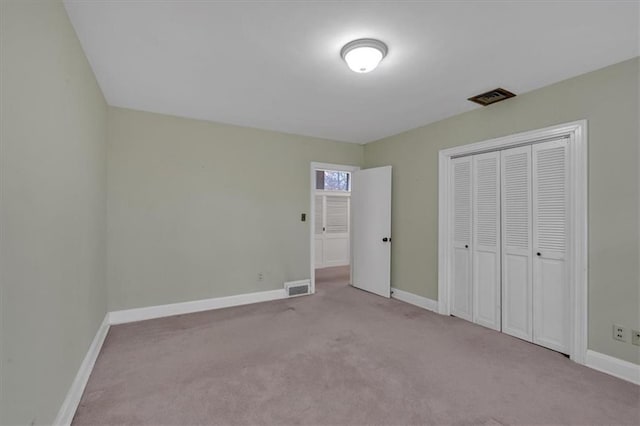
<box><xmin>468</xmin><ymin>88</ymin><xmax>516</xmax><ymax>106</ymax></box>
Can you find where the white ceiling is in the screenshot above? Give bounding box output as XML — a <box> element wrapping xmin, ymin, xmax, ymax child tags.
<box><xmin>64</xmin><ymin>1</ymin><xmax>639</xmax><ymax>144</ymax></box>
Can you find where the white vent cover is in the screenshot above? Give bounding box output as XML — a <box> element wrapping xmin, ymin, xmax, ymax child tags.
<box><xmin>284</xmin><ymin>279</ymin><xmax>311</xmax><ymax>297</ymax></box>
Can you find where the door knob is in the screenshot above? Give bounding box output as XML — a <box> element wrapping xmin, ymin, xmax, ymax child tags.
<box><xmin>465</xmin><ymin>244</ymin><xmax>469</xmax><ymax>248</ymax></box>
<box><xmin>537</xmin><ymin>252</ymin><xmax>541</xmax><ymax>256</ymax></box>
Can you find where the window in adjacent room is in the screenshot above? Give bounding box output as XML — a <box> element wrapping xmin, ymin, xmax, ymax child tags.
<box><xmin>315</xmin><ymin>170</ymin><xmax>351</xmax><ymax>192</ymax></box>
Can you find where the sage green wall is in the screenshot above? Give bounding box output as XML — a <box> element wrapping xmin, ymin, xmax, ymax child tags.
<box><xmin>0</xmin><ymin>1</ymin><xmax>108</xmax><ymax>425</ymax></box>
<box><xmin>364</xmin><ymin>58</ymin><xmax>640</xmax><ymax>365</ymax></box>
<box><xmin>107</xmin><ymin>107</ymin><xmax>363</xmax><ymax>311</ymax></box>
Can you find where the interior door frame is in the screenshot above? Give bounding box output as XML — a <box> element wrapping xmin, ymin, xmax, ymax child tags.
<box><xmin>438</xmin><ymin>120</ymin><xmax>588</xmax><ymax>364</ymax></box>
<box><xmin>310</xmin><ymin>162</ymin><xmax>360</xmax><ymax>294</ymax></box>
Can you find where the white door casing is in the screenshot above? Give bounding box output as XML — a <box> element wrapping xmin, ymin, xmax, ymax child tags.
<box><xmin>351</xmin><ymin>166</ymin><xmax>392</xmax><ymax>298</ymax></box>
<box><xmin>532</xmin><ymin>138</ymin><xmax>570</xmax><ymax>353</ymax></box>
<box><xmin>472</xmin><ymin>151</ymin><xmax>501</xmax><ymax>331</ymax></box>
<box><xmin>501</xmin><ymin>145</ymin><xmax>534</xmax><ymax>341</ymax></box>
<box><xmin>451</xmin><ymin>157</ymin><xmax>473</xmax><ymax>321</ymax></box>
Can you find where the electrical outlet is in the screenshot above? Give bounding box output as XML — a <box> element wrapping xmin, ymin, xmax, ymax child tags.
<box><xmin>257</xmin><ymin>272</ymin><xmax>264</xmax><ymax>281</ymax></box>
<box><xmin>632</xmin><ymin>330</ymin><xmax>640</xmax><ymax>346</ymax></box>
<box><xmin>613</xmin><ymin>324</ymin><xmax>626</xmax><ymax>342</ymax></box>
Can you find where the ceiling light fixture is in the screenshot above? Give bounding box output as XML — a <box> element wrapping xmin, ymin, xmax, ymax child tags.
<box><xmin>340</xmin><ymin>38</ymin><xmax>388</xmax><ymax>73</ymax></box>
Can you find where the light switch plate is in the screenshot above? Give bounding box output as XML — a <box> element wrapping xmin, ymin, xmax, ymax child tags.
<box><xmin>632</xmin><ymin>330</ymin><xmax>640</xmax><ymax>346</ymax></box>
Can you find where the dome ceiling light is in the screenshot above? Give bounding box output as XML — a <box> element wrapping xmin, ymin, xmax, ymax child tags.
<box><xmin>340</xmin><ymin>38</ymin><xmax>388</xmax><ymax>73</ymax></box>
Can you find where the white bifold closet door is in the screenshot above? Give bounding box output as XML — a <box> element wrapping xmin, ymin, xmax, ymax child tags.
<box><xmin>451</xmin><ymin>157</ymin><xmax>473</xmax><ymax>321</ymax></box>
<box><xmin>452</xmin><ymin>139</ymin><xmax>570</xmax><ymax>354</ymax></box>
<box><xmin>532</xmin><ymin>139</ymin><xmax>569</xmax><ymax>353</ymax></box>
<box><xmin>472</xmin><ymin>152</ymin><xmax>501</xmax><ymax>331</ymax></box>
<box><xmin>501</xmin><ymin>145</ymin><xmax>533</xmax><ymax>341</ymax></box>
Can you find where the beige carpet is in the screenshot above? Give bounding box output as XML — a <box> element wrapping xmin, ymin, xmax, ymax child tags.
<box><xmin>74</xmin><ymin>266</ymin><xmax>640</xmax><ymax>425</ymax></box>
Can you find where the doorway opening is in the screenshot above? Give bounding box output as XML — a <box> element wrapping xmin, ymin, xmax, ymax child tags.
<box><xmin>310</xmin><ymin>163</ymin><xmax>360</xmax><ymax>294</ymax></box>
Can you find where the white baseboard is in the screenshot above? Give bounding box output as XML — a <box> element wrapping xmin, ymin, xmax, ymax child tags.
<box><xmin>391</xmin><ymin>287</ymin><xmax>439</xmax><ymax>312</ymax></box>
<box><xmin>54</xmin><ymin>288</ymin><xmax>292</xmax><ymax>423</ymax></box>
<box><xmin>53</xmin><ymin>314</ymin><xmax>110</xmax><ymax>426</ymax></box>
<box><xmin>390</xmin><ymin>289</ymin><xmax>639</xmax><ymax>386</ymax></box>
<box><xmin>585</xmin><ymin>350</ymin><xmax>640</xmax><ymax>385</ymax></box>
<box><xmin>52</xmin><ymin>287</ymin><xmax>639</xmax><ymax>426</ymax></box>
<box><xmin>108</xmin><ymin>288</ymin><xmax>288</xmax><ymax>325</ymax></box>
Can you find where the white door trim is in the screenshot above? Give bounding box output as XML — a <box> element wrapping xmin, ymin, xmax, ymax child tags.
<box><xmin>310</xmin><ymin>162</ymin><xmax>360</xmax><ymax>294</ymax></box>
<box><xmin>438</xmin><ymin>120</ymin><xmax>588</xmax><ymax>364</ymax></box>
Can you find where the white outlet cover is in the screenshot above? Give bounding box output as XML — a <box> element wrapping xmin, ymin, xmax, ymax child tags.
<box><xmin>613</xmin><ymin>324</ymin><xmax>627</xmax><ymax>342</ymax></box>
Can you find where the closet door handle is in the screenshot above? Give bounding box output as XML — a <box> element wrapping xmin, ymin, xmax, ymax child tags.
<box><xmin>465</xmin><ymin>244</ymin><xmax>469</xmax><ymax>248</ymax></box>
<box><xmin>537</xmin><ymin>252</ymin><xmax>541</xmax><ymax>256</ymax></box>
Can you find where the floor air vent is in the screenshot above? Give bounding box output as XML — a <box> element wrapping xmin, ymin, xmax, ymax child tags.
<box><xmin>468</xmin><ymin>88</ymin><xmax>516</xmax><ymax>106</ymax></box>
<box><xmin>284</xmin><ymin>279</ymin><xmax>311</xmax><ymax>297</ymax></box>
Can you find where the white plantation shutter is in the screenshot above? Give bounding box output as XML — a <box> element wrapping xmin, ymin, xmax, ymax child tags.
<box><xmin>315</xmin><ymin>195</ymin><xmax>324</xmax><ymax>235</ymax></box>
<box><xmin>500</xmin><ymin>145</ymin><xmax>533</xmax><ymax>341</ymax></box>
<box><xmin>325</xmin><ymin>196</ymin><xmax>349</xmax><ymax>234</ymax></box>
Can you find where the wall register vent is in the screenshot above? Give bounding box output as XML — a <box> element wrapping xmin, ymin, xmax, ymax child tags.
<box><xmin>284</xmin><ymin>279</ymin><xmax>311</xmax><ymax>297</ymax></box>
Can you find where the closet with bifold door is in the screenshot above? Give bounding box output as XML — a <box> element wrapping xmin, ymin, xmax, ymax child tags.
<box><xmin>451</xmin><ymin>137</ymin><xmax>570</xmax><ymax>354</ymax></box>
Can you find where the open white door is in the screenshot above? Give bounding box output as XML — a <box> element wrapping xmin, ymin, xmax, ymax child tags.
<box><xmin>351</xmin><ymin>166</ymin><xmax>392</xmax><ymax>298</ymax></box>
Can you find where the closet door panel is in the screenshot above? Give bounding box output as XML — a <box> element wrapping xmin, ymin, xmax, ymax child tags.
<box><xmin>503</xmin><ymin>255</ymin><xmax>530</xmax><ymax>337</ymax></box>
<box><xmin>472</xmin><ymin>152</ymin><xmax>501</xmax><ymax>330</ymax></box>
<box><xmin>451</xmin><ymin>157</ymin><xmax>473</xmax><ymax>321</ymax></box>
<box><xmin>501</xmin><ymin>146</ymin><xmax>533</xmax><ymax>341</ymax></box>
<box><xmin>532</xmin><ymin>139</ymin><xmax>569</xmax><ymax>354</ymax></box>
<box><xmin>453</xmin><ymin>248</ymin><xmax>472</xmax><ymax>320</ymax></box>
